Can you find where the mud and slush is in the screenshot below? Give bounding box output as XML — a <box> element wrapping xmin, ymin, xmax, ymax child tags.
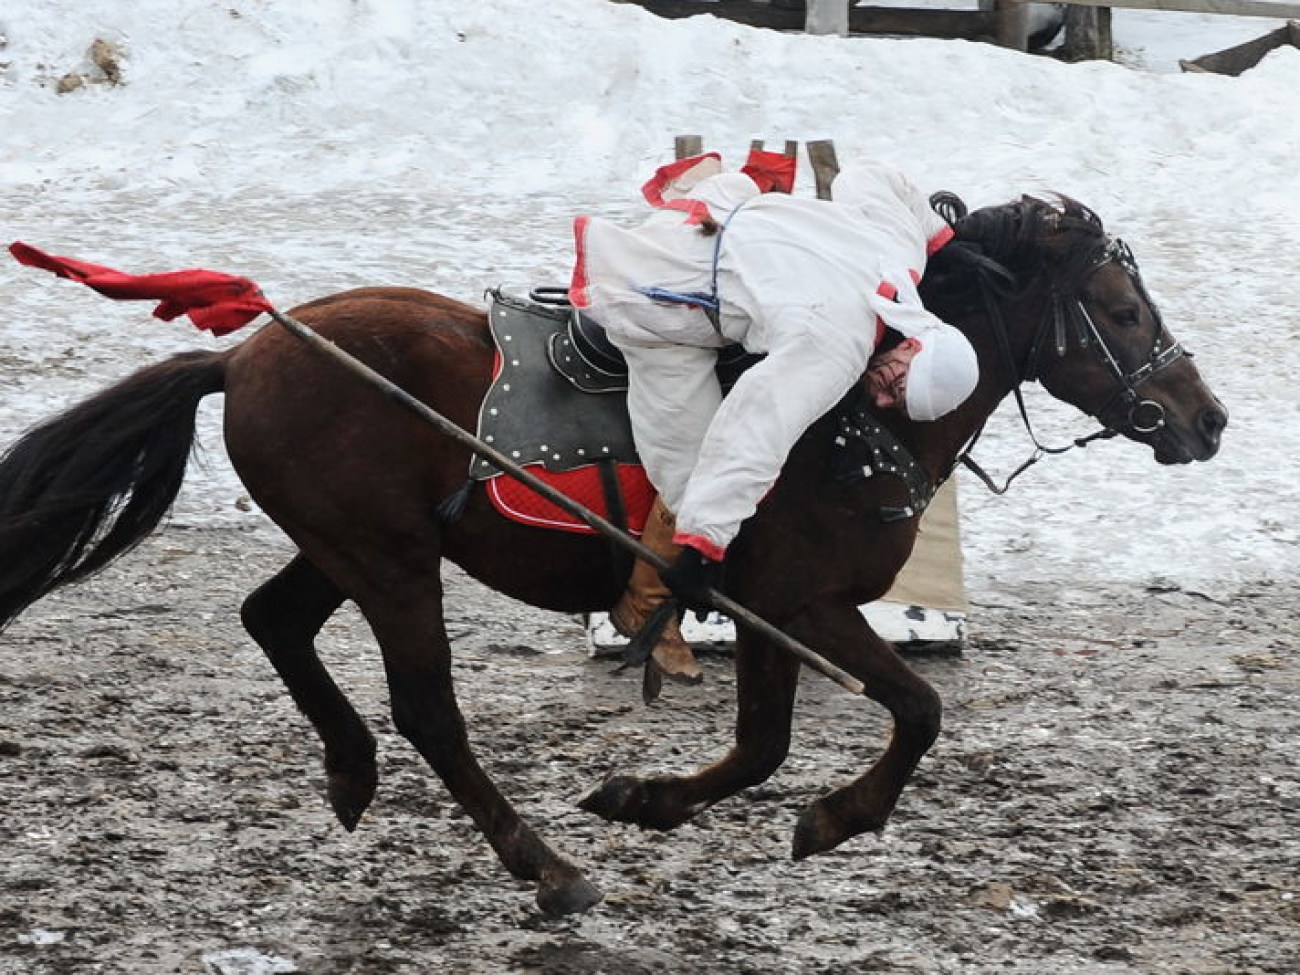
<box><xmin>1</xmin><ymin>525</ymin><xmax>1296</xmax><ymax>974</ymax></box>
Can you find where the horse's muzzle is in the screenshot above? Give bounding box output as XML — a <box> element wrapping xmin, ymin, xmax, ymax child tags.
<box><xmin>1154</xmin><ymin>402</ymin><xmax>1227</xmax><ymax>464</ymax></box>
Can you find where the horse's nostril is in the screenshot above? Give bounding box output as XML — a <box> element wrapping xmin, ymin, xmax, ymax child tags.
<box><xmin>1199</xmin><ymin>406</ymin><xmax>1228</xmax><ymax>442</ymax></box>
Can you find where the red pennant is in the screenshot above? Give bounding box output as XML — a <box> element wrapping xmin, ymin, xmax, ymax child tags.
<box><xmin>9</xmin><ymin>241</ymin><xmax>275</xmax><ymax>336</ymax></box>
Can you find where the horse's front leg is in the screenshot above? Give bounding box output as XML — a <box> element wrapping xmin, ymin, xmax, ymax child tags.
<box><xmin>359</xmin><ymin>579</ymin><xmax>602</xmax><ymax>917</ymax></box>
<box><xmin>580</xmin><ymin>625</ymin><xmax>801</xmax><ymax>829</ymax></box>
<box><xmin>786</xmin><ymin>599</ymin><xmax>942</xmax><ymax>860</ymax></box>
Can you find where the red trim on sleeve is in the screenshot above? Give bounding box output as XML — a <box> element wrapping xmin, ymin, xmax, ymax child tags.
<box><xmin>641</xmin><ymin>152</ymin><xmax>722</xmax><ymax>207</ymax></box>
<box><xmin>672</xmin><ymin>531</ymin><xmax>727</xmax><ymax>562</ymax></box>
<box><xmin>926</xmin><ymin>224</ymin><xmax>955</xmax><ymax>256</ymax></box>
<box><xmin>568</xmin><ymin>215</ymin><xmax>591</xmax><ymax>308</ymax></box>
<box><xmin>641</xmin><ymin>152</ymin><xmax>723</xmax><ymax>226</ymax></box>
<box><xmin>660</xmin><ymin>198</ymin><xmax>714</xmax><ymax>226</ymax></box>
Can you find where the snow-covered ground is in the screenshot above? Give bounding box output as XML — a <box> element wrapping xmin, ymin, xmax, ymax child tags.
<box><xmin>2</xmin><ymin>0</ymin><xmax>1298</xmax><ymax>600</ymax></box>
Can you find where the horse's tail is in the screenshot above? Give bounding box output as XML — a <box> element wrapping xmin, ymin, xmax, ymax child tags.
<box><xmin>0</xmin><ymin>349</ymin><xmax>228</xmax><ymax>631</ymax></box>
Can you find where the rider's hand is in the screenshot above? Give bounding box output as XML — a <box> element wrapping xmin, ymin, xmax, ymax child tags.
<box><xmin>660</xmin><ymin>546</ymin><xmax>723</xmax><ymax>619</ymax></box>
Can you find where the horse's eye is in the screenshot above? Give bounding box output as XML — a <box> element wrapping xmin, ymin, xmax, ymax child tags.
<box><xmin>1113</xmin><ymin>307</ymin><xmax>1140</xmax><ymax>329</ymax></box>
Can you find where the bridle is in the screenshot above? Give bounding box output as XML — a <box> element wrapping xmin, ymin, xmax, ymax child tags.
<box><xmin>959</xmin><ymin>234</ymin><xmax>1191</xmax><ymax>494</ymax></box>
<box><xmin>1024</xmin><ymin>237</ymin><xmax>1190</xmax><ymax>436</ymax></box>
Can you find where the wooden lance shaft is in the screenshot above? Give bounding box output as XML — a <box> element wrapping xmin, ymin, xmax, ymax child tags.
<box><xmin>269</xmin><ymin>309</ymin><xmax>866</xmax><ymax>696</ymax></box>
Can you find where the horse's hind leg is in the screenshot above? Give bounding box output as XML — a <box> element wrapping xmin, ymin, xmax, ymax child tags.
<box><xmin>358</xmin><ymin>577</ymin><xmax>602</xmax><ymax>917</ymax></box>
<box><xmin>240</xmin><ymin>554</ymin><xmax>377</xmax><ymax>830</ymax></box>
<box><xmin>581</xmin><ymin>627</ymin><xmax>802</xmax><ymax>828</ymax></box>
<box><xmin>787</xmin><ymin>599</ymin><xmax>942</xmax><ymax>860</ymax></box>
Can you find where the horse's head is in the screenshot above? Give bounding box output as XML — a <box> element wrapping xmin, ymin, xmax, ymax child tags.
<box><xmin>937</xmin><ymin>195</ymin><xmax>1227</xmax><ymax>464</ymax></box>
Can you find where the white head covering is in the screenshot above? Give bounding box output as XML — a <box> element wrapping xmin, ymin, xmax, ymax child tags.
<box><xmin>904</xmin><ymin>328</ymin><xmax>979</xmax><ymax>422</ymax></box>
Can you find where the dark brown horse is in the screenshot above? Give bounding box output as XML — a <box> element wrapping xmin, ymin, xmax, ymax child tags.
<box><xmin>0</xmin><ymin>195</ymin><xmax>1226</xmax><ymax>915</ymax></box>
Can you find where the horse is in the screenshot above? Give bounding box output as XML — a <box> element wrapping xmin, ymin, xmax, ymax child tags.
<box><xmin>0</xmin><ymin>194</ymin><xmax>1226</xmax><ymax>916</ymax></box>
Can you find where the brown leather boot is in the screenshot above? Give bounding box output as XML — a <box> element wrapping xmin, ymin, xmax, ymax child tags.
<box><xmin>610</xmin><ymin>497</ymin><xmax>703</xmax><ymax>686</ymax></box>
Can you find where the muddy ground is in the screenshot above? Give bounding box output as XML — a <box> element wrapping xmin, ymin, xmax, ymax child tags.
<box><xmin>0</xmin><ymin>525</ymin><xmax>1296</xmax><ymax>975</ymax></box>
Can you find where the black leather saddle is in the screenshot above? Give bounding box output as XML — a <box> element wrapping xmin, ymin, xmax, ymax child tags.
<box><xmin>530</xmin><ymin>287</ymin><xmax>763</xmax><ymax>395</ymax></box>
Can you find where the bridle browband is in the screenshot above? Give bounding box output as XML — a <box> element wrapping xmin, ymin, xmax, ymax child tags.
<box><xmin>959</xmin><ymin>229</ymin><xmax>1191</xmax><ymax>495</ymax></box>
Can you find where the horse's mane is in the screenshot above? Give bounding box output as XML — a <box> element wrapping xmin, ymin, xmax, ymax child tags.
<box><xmin>920</xmin><ymin>194</ymin><xmax>1111</xmax><ymax>315</ymax></box>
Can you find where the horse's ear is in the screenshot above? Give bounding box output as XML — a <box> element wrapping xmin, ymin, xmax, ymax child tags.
<box><xmin>1069</xmin><ymin>198</ymin><xmax>1104</xmax><ymax>231</ymax></box>
<box><xmin>929</xmin><ymin>190</ymin><xmax>968</xmax><ymax>228</ymax></box>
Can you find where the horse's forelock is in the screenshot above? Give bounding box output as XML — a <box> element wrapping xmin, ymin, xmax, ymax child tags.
<box><xmin>1039</xmin><ymin>196</ymin><xmax>1112</xmax><ymax>288</ymax></box>
<box><xmin>954</xmin><ymin>195</ymin><xmax>1108</xmax><ymax>284</ymax></box>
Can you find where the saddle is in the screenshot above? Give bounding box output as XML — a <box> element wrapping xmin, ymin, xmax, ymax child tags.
<box><xmin>470</xmin><ymin>289</ymin><xmax>647</xmax><ymax>534</ymax></box>
<box><xmin>531</xmin><ymin>286</ymin><xmax>764</xmax><ymax>395</ymax></box>
<box><xmin>474</xmin><ymin>288</ymin><xmax>762</xmax><ymax>481</ymax></box>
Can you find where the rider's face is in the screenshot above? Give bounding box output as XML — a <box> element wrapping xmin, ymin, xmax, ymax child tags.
<box><xmin>865</xmin><ymin>337</ymin><xmax>922</xmax><ymax>410</ymax></box>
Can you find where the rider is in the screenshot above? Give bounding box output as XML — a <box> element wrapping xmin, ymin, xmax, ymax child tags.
<box><xmin>569</xmin><ymin>150</ymin><xmax>978</xmax><ymax>682</ymax></box>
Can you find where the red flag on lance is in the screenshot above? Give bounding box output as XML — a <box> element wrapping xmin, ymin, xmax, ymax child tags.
<box><xmin>8</xmin><ymin>242</ymin><xmax>275</xmax><ymax>337</ymax></box>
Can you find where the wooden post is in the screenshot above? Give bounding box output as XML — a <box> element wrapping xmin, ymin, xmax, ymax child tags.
<box><xmin>806</xmin><ymin>0</ymin><xmax>850</xmax><ymax>35</ymax></box>
<box><xmin>1061</xmin><ymin>6</ymin><xmax>1114</xmax><ymax>61</ymax></box>
<box><xmin>806</xmin><ymin>139</ymin><xmax>840</xmax><ymax>201</ymax></box>
<box><xmin>994</xmin><ymin>0</ymin><xmax>1029</xmax><ymax>50</ymax></box>
<box><xmin>674</xmin><ymin>133</ymin><xmax>703</xmax><ymax>160</ymax></box>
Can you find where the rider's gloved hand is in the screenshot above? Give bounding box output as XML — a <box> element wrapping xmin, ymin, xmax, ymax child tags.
<box><xmin>660</xmin><ymin>546</ymin><xmax>723</xmax><ymax>620</ymax></box>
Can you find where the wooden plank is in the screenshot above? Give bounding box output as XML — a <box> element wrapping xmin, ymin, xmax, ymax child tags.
<box><xmin>1179</xmin><ymin>19</ymin><xmax>1298</xmax><ymax>72</ymax></box>
<box><xmin>806</xmin><ymin>0</ymin><xmax>850</xmax><ymax>34</ymax></box>
<box><xmin>995</xmin><ymin>0</ymin><xmax>1030</xmax><ymax>48</ymax></box>
<box><xmin>1061</xmin><ymin>5</ymin><xmax>1114</xmax><ymax>59</ymax></box>
<box><xmin>674</xmin><ymin>134</ymin><xmax>703</xmax><ymax>160</ymax></box>
<box><xmin>805</xmin><ymin>139</ymin><xmax>840</xmax><ymax>201</ymax></box>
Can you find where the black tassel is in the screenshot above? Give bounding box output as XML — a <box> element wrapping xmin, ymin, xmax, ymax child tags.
<box><xmin>435</xmin><ymin>481</ymin><xmax>473</xmax><ymax>523</ymax></box>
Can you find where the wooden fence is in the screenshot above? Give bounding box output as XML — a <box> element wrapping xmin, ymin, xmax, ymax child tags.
<box><xmin>614</xmin><ymin>0</ymin><xmax>1300</xmax><ymax>59</ymax></box>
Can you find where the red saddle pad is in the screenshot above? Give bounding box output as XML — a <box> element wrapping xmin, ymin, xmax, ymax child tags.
<box><xmin>486</xmin><ymin>463</ymin><xmax>656</xmax><ymax>535</ymax></box>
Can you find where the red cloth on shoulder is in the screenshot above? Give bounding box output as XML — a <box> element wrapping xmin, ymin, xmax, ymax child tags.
<box><xmin>741</xmin><ymin>148</ymin><xmax>797</xmax><ymax>194</ymax></box>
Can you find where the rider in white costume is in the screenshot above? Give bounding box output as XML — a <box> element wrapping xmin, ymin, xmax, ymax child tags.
<box><xmin>569</xmin><ymin>151</ymin><xmax>978</xmax><ymax>684</ymax></box>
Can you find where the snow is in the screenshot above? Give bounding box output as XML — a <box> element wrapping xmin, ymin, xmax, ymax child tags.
<box><xmin>1</xmin><ymin>0</ymin><xmax>1297</xmax><ymax>602</ymax></box>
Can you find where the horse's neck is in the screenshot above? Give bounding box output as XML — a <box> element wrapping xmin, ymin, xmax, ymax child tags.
<box><xmin>911</xmin><ymin>289</ymin><xmax>1050</xmax><ymax>482</ymax></box>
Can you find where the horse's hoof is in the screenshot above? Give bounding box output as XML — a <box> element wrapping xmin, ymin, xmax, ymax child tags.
<box><xmin>578</xmin><ymin>774</ymin><xmax>703</xmax><ymax>830</ymax></box>
<box><xmin>536</xmin><ymin>874</ymin><xmax>603</xmax><ymax>917</ymax></box>
<box><xmin>327</xmin><ymin>769</ymin><xmax>377</xmax><ymax>832</ymax></box>
<box><xmin>578</xmin><ymin>774</ymin><xmax>640</xmax><ymax>823</ymax></box>
<box><xmin>793</xmin><ymin>797</ymin><xmax>888</xmax><ymax>859</ymax></box>
<box><xmin>792</xmin><ymin>804</ymin><xmax>841</xmax><ymax>860</ymax></box>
